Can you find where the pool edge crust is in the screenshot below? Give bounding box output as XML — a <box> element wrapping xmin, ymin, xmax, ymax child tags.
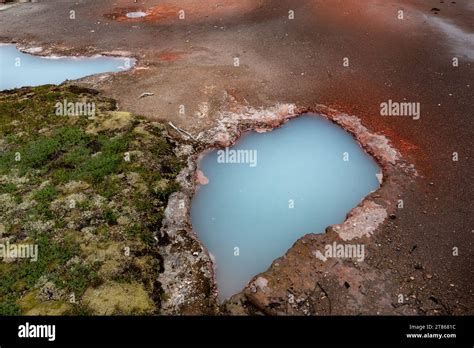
<box><xmin>164</xmin><ymin>102</ymin><xmax>415</xmax><ymax>315</ymax></box>
<box><xmin>5</xmin><ymin>39</ymin><xmax>137</xmax><ymax>61</ymax></box>
<box><xmin>157</xmin><ymin>190</ymin><xmax>220</xmax><ymax>315</ymax></box>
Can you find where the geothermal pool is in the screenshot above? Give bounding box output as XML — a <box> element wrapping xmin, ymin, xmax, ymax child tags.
<box><xmin>0</xmin><ymin>44</ymin><xmax>135</xmax><ymax>90</ymax></box>
<box><xmin>190</xmin><ymin>114</ymin><xmax>381</xmax><ymax>301</ymax></box>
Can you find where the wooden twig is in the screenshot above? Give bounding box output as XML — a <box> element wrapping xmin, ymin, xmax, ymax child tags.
<box><xmin>138</xmin><ymin>92</ymin><xmax>154</xmax><ymax>99</ymax></box>
<box><xmin>168</xmin><ymin>121</ymin><xmax>196</xmax><ymax>141</ymax></box>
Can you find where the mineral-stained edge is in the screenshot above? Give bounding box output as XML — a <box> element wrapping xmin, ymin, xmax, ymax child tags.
<box><xmin>160</xmin><ymin>103</ymin><xmax>416</xmax><ymax>315</ymax></box>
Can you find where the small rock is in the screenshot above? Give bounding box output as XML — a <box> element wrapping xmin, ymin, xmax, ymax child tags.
<box><xmin>38</xmin><ymin>282</ymin><xmax>63</xmax><ymax>301</ymax></box>
<box><xmin>253</xmin><ymin>277</ymin><xmax>268</xmax><ymax>292</ymax></box>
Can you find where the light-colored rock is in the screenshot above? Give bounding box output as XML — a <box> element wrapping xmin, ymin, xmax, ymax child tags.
<box><xmin>332</xmin><ymin>201</ymin><xmax>388</xmax><ymax>241</ymax></box>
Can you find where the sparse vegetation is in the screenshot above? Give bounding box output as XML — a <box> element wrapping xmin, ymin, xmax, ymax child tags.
<box><xmin>0</xmin><ymin>85</ymin><xmax>184</xmax><ymax>315</ymax></box>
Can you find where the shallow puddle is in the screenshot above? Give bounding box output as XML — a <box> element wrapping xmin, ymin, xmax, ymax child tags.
<box><xmin>190</xmin><ymin>114</ymin><xmax>381</xmax><ymax>301</ymax></box>
<box><xmin>125</xmin><ymin>11</ymin><xmax>147</xmax><ymax>18</ymax></box>
<box><xmin>0</xmin><ymin>44</ymin><xmax>135</xmax><ymax>90</ymax></box>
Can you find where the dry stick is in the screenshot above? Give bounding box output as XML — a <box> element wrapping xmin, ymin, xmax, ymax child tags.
<box><xmin>138</xmin><ymin>92</ymin><xmax>154</xmax><ymax>99</ymax></box>
<box><xmin>168</xmin><ymin>122</ymin><xmax>196</xmax><ymax>141</ymax></box>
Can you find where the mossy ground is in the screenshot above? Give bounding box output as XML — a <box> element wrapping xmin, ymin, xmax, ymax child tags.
<box><xmin>0</xmin><ymin>85</ymin><xmax>184</xmax><ymax>315</ymax></box>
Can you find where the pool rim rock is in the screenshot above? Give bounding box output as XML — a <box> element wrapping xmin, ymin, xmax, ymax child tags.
<box><xmin>160</xmin><ymin>102</ymin><xmax>416</xmax><ymax>315</ymax></box>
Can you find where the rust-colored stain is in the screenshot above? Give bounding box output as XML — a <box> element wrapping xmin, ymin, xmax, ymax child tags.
<box><xmin>158</xmin><ymin>51</ymin><xmax>185</xmax><ymax>62</ymax></box>
<box><xmin>378</xmin><ymin>127</ymin><xmax>432</xmax><ymax>176</ymax></box>
<box><xmin>322</xmin><ymin>98</ymin><xmax>430</xmax><ymax>175</ymax></box>
<box><xmin>103</xmin><ymin>5</ymin><xmax>180</xmax><ymax>22</ymax></box>
<box><xmin>103</xmin><ymin>1</ymin><xmax>263</xmax><ymax>23</ymax></box>
<box><xmin>379</xmin><ymin>128</ymin><xmax>418</xmax><ymax>154</ymax></box>
<box><xmin>145</xmin><ymin>4</ymin><xmax>181</xmax><ymax>21</ymax></box>
<box><xmin>103</xmin><ymin>7</ymin><xmax>142</xmax><ymax>22</ymax></box>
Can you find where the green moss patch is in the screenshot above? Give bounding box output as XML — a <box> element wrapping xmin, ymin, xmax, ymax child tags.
<box><xmin>0</xmin><ymin>85</ymin><xmax>185</xmax><ymax>315</ymax></box>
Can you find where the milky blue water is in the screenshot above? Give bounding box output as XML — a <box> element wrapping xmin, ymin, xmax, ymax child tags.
<box><xmin>0</xmin><ymin>44</ymin><xmax>135</xmax><ymax>90</ymax></box>
<box><xmin>126</xmin><ymin>11</ymin><xmax>147</xmax><ymax>18</ymax></box>
<box><xmin>190</xmin><ymin>114</ymin><xmax>380</xmax><ymax>301</ymax></box>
